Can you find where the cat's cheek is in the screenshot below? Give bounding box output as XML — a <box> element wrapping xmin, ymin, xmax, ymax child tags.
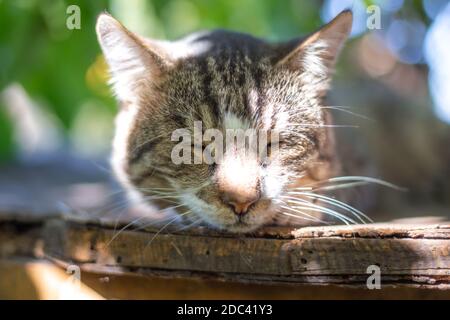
<box><xmin>111</xmin><ymin>107</ymin><xmax>142</xmax><ymax>202</ymax></box>
<box><xmin>261</xmin><ymin>165</ymin><xmax>286</xmax><ymax>199</ymax></box>
<box><xmin>178</xmin><ymin>193</ymin><xmax>225</xmax><ymax>226</ymax></box>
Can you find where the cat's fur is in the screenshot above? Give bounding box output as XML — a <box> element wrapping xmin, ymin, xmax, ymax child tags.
<box><xmin>96</xmin><ymin>11</ymin><xmax>359</xmax><ymax>232</ymax></box>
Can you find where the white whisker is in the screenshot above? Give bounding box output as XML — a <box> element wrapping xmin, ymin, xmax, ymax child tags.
<box><xmin>321</xmin><ymin>106</ymin><xmax>373</xmax><ymax>121</ymax></box>
<box><xmin>311</xmin><ymin>181</ymin><xmax>369</xmax><ymax>191</ymax></box>
<box><xmin>326</xmin><ymin>176</ymin><xmax>406</xmax><ymax>191</ymax></box>
<box><xmin>105</xmin><ymin>215</ymin><xmax>149</xmax><ymax>247</ymax></box>
<box><xmin>277</xmin><ymin>204</ymin><xmax>329</xmax><ymax>224</ymax></box>
<box><xmin>144</xmin><ymin>211</ymin><xmax>192</xmax><ymax>249</ymax></box>
<box><xmin>280</xmin><ymin>195</ymin><xmax>357</xmax><ymax>225</ymax></box>
<box><xmin>287</xmin><ymin>191</ymin><xmax>372</xmax><ymax>223</ymax></box>
<box><xmin>288</xmin><ymin>123</ymin><xmax>359</xmax><ymax>128</ymax></box>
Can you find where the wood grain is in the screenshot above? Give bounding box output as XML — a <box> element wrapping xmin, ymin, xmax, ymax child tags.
<box><xmin>1</xmin><ymin>214</ymin><xmax>449</xmax><ymax>292</ymax></box>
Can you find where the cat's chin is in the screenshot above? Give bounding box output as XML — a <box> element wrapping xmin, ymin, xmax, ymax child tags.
<box><xmin>196</xmin><ymin>206</ymin><xmax>276</xmax><ymax>233</ymax></box>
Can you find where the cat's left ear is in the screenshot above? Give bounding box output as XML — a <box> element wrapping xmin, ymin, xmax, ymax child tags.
<box><xmin>277</xmin><ymin>10</ymin><xmax>352</xmax><ymax>82</ymax></box>
<box><xmin>96</xmin><ymin>13</ymin><xmax>171</xmax><ymax>103</ymax></box>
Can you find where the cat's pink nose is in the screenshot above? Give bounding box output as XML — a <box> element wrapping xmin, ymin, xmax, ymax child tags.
<box><xmin>222</xmin><ymin>192</ymin><xmax>260</xmax><ymax>215</ymax></box>
<box><xmin>216</xmin><ymin>157</ymin><xmax>260</xmax><ymax>215</ymax></box>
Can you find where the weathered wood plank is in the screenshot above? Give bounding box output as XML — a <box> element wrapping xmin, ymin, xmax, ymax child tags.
<box><xmin>286</xmin><ymin>238</ymin><xmax>449</xmax><ymax>276</ymax></box>
<box><xmin>0</xmin><ymin>215</ymin><xmax>449</xmax><ymax>290</ymax></box>
<box><xmin>2</xmin><ymin>260</ymin><xmax>449</xmax><ymax>299</ymax></box>
<box><xmin>292</xmin><ymin>223</ymin><xmax>450</xmax><ymax>239</ymax></box>
<box><xmin>50</xmin><ymin>225</ymin><xmax>293</xmax><ymax>275</ymax></box>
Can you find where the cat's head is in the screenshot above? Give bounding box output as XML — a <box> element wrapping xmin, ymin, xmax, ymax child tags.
<box><xmin>96</xmin><ymin>11</ymin><xmax>352</xmax><ymax>232</ymax></box>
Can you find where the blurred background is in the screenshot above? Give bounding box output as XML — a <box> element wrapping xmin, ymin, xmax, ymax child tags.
<box><xmin>0</xmin><ymin>0</ymin><xmax>449</xmax><ymax>220</ymax></box>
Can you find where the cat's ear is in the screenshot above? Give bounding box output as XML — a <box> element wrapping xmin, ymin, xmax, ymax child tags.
<box><xmin>277</xmin><ymin>10</ymin><xmax>352</xmax><ymax>82</ymax></box>
<box><xmin>96</xmin><ymin>13</ymin><xmax>170</xmax><ymax>103</ymax></box>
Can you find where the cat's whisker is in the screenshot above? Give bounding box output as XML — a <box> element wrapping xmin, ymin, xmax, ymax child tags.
<box><xmin>130</xmin><ymin>133</ymin><xmax>167</xmax><ymax>155</ymax></box>
<box><xmin>133</xmin><ymin>211</ymin><xmax>186</xmax><ymax>232</ymax></box>
<box><xmin>142</xmin><ymin>194</ymin><xmax>180</xmax><ymax>201</ymax></box>
<box><xmin>323</xmin><ymin>105</ymin><xmax>353</xmax><ymax>109</ymax></box>
<box><xmin>89</xmin><ymin>188</ymin><xmax>181</xmax><ymax>219</ymax></box>
<box><xmin>281</xmin><ymin>195</ymin><xmax>353</xmax><ymax>222</ymax></box>
<box><xmin>280</xmin><ymin>195</ymin><xmax>357</xmax><ymax>225</ymax></box>
<box><xmin>141</xmin><ymin>198</ymin><xmax>179</xmax><ymax>205</ymax></box>
<box><xmin>321</xmin><ymin>106</ymin><xmax>374</xmax><ymax>121</ymax></box>
<box><xmin>89</xmin><ymin>196</ymin><xmax>130</xmax><ymax>218</ymax></box>
<box><xmin>276</xmin><ymin>209</ymin><xmax>329</xmax><ymax>224</ymax></box>
<box><xmin>293</xmin><ymin>175</ymin><xmax>406</xmax><ymax>193</ymax></box>
<box><xmin>311</xmin><ymin>181</ymin><xmax>369</xmax><ymax>192</ymax></box>
<box><xmin>194</xmin><ymin>179</ymin><xmax>213</xmax><ymax>190</ymax></box>
<box><xmin>287</xmin><ymin>191</ymin><xmax>372</xmax><ymax>223</ymax></box>
<box><xmin>287</xmin><ymin>123</ymin><xmax>359</xmax><ymax>129</ymax></box>
<box><xmin>159</xmin><ymin>203</ymin><xmax>185</xmax><ymax>211</ymax></box>
<box><xmin>107</xmin><ymin>203</ymin><xmax>187</xmax><ymax>244</ymax></box>
<box><xmin>144</xmin><ymin>211</ymin><xmax>192</xmax><ymax>249</ymax></box>
<box><xmin>137</xmin><ymin>187</ymin><xmax>177</xmax><ymax>192</ymax></box>
<box><xmin>321</xmin><ymin>176</ymin><xmax>406</xmax><ymax>191</ymax></box>
<box><xmin>289</xmin><ymin>205</ymin><xmax>352</xmax><ymax>225</ymax></box>
<box><xmin>276</xmin><ymin>202</ymin><xmax>329</xmax><ymax>224</ymax></box>
<box><xmin>140</xmin><ymin>189</ymin><xmax>179</xmax><ymax>195</ymax></box>
<box><xmin>100</xmin><ymin>188</ymin><xmax>130</xmax><ymax>198</ymax></box>
<box><xmin>140</xmin><ymin>190</ymin><xmax>178</xmax><ymax>196</ymax></box>
<box><xmin>103</xmin><ymin>195</ymin><xmax>185</xmax><ymax>246</ymax></box>
<box><xmin>90</xmin><ymin>161</ymin><xmax>115</xmax><ymax>175</ymax></box>
<box><xmin>105</xmin><ymin>214</ymin><xmax>150</xmax><ymax>248</ymax></box>
<box><xmin>146</xmin><ymin>165</ymin><xmax>174</xmax><ymax>175</ymax></box>
<box><xmin>174</xmin><ymin>216</ymin><xmax>203</xmax><ymax>232</ymax></box>
<box><xmin>140</xmin><ymin>192</ymin><xmax>179</xmax><ymax>198</ymax></box>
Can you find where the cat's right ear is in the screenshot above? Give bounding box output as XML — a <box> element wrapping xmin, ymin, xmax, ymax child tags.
<box><xmin>96</xmin><ymin>13</ymin><xmax>170</xmax><ymax>103</ymax></box>
<box><xmin>276</xmin><ymin>10</ymin><xmax>352</xmax><ymax>90</ymax></box>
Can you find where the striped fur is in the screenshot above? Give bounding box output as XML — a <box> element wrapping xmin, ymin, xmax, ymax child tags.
<box><xmin>97</xmin><ymin>11</ymin><xmax>353</xmax><ymax>232</ymax></box>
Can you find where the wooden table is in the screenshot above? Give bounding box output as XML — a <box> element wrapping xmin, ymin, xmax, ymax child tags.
<box><xmin>0</xmin><ymin>211</ymin><xmax>449</xmax><ymax>299</ymax></box>
<box><xmin>0</xmin><ymin>159</ymin><xmax>448</xmax><ymax>299</ymax></box>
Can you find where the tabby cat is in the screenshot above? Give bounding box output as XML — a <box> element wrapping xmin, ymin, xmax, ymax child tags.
<box><xmin>96</xmin><ymin>10</ymin><xmax>382</xmax><ymax>232</ymax></box>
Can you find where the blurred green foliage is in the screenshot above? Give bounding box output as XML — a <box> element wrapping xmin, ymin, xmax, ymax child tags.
<box><xmin>0</xmin><ymin>0</ymin><xmax>326</xmax><ymax>161</ymax></box>
<box><xmin>0</xmin><ymin>102</ymin><xmax>14</xmax><ymax>161</ymax></box>
<box><xmin>0</xmin><ymin>0</ymin><xmax>433</xmax><ymax>161</ymax></box>
<box><xmin>1</xmin><ymin>0</ymin><xmax>116</xmax><ymax>124</ymax></box>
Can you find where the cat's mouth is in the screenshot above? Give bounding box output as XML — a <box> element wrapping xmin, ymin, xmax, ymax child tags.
<box><xmin>173</xmin><ymin>191</ymin><xmax>275</xmax><ymax>233</ymax></box>
<box><xmin>202</xmin><ymin>202</ymin><xmax>274</xmax><ymax>233</ymax></box>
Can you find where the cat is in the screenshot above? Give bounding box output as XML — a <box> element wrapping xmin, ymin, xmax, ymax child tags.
<box><xmin>96</xmin><ymin>10</ymin><xmax>378</xmax><ymax>233</ymax></box>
